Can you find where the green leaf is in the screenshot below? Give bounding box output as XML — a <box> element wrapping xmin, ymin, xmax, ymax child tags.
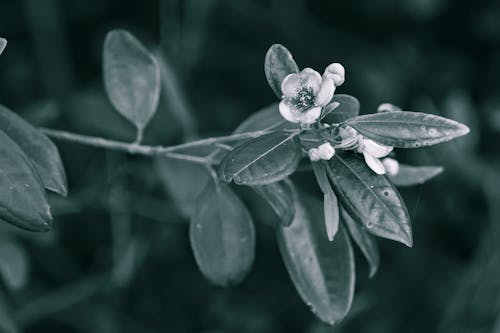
<box><xmin>0</xmin><ymin>131</ymin><xmax>52</xmax><ymax>231</ymax></box>
<box><xmin>326</xmin><ymin>152</ymin><xmax>413</xmax><ymax>247</ymax></box>
<box><xmin>312</xmin><ymin>162</ymin><xmax>339</xmax><ymax>241</ymax></box>
<box><xmin>218</xmin><ymin>131</ymin><xmax>301</xmax><ymax>185</ymax></box>
<box><xmin>322</xmin><ymin>94</ymin><xmax>360</xmax><ymax>123</ymax></box>
<box><xmin>0</xmin><ymin>295</ymin><xmax>19</xmax><ymax>333</ymax></box>
<box><xmin>103</xmin><ymin>29</ymin><xmax>161</xmax><ymax>133</ymax></box>
<box><xmin>0</xmin><ymin>105</ymin><xmax>67</xmax><ymax>196</ymax></box>
<box><xmin>0</xmin><ymin>38</ymin><xmax>6</xmax><ymax>55</ymax></box>
<box><xmin>277</xmin><ymin>194</ymin><xmax>355</xmax><ymax>325</ymax></box>
<box><xmin>346</xmin><ymin>111</ymin><xmax>470</xmax><ymax>148</ymax></box>
<box><xmin>155</xmin><ymin>157</ymin><xmax>210</xmax><ymax>218</ymax></box>
<box><xmin>264</xmin><ymin>44</ymin><xmax>299</xmax><ymax>98</ymax></box>
<box><xmin>341</xmin><ymin>208</ymin><xmax>380</xmax><ymax>278</ymax></box>
<box><xmin>234</xmin><ymin>103</ymin><xmax>297</xmax><ymax>134</ymax></box>
<box><xmin>190</xmin><ymin>180</ymin><xmax>255</xmax><ymax>286</ymax></box>
<box><xmin>252</xmin><ymin>179</ymin><xmax>296</xmax><ymax>227</ymax></box>
<box><xmin>0</xmin><ymin>238</ymin><xmax>29</xmax><ymax>291</ymax></box>
<box><xmin>388</xmin><ymin>164</ymin><xmax>444</xmax><ymax>187</ymax></box>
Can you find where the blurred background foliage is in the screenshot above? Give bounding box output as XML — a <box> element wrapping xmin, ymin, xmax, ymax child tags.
<box><xmin>0</xmin><ymin>0</ymin><xmax>499</xmax><ymax>332</ymax></box>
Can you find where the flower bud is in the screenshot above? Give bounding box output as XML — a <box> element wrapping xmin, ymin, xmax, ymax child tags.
<box><xmin>377</xmin><ymin>103</ymin><xmax>401</xmax><ymax>113</ymax></box>
<box><xmin>324</xmin><ymin>63</ymin><xmax>345</xmax><ymax>87</ymax></box>
<box><xmin>382</xmin><ymin>157</ymin><xmax>400</xmax><ymax>176</ymax></box>
<box><xmin>317</xmin><ymin>142</ymin><xmax>335</xmax><ymax>160</ymax></box>
<box><xmin>308</xmin><ymin>148</ymin><xmax>321</xmax><ymax>162</ymax></box>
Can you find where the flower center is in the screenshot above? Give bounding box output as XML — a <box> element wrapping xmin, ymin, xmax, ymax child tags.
<box><xmin>292</xmin><ymin>86</ymin><xmax>315</xmax><ymax>111</ymax></box>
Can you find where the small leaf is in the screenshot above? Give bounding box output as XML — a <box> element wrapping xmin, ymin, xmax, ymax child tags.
<box><xmin>234</xmin><ymin>103</ymin><xmax>297</xmax><ymax>134</ymax></box>
<box><xmin>312</xmin><ymin>162</ymin><xmax>339</xmax><ymax>241</ymax></box>
<box><xmin>264</xmin><ymin>44</ymin><xmax>299</xmax><ymax>98</ymax></box>
<box><xmin>341</xmin><ymin>208</ymin><xmax>380</xmax><ymax>278</ymax></box>
<box><xmin>0</xmin><ymin>105</ymin><xmax>67</xmax><ymax>196</ymax></box>
<box><xmin>277</xmin><ymin>194</ymin><xmax>355</xmax><ymax>325</ymax></box>
<box><xmin>0</xmin><ymin>131</ymin><xmax>52</xmax><ymax>231</ymax></box>
<box><xmin>103</xmin><ymin>29</ymin><xmax>161</xmax><ymax>133</ymax></box>
<box><xmin>326</xmin><ymin>152</ymin><xmax>412</xmax><ymax>247</ymax></box>
<box><xmin>190</xmin><ymin>180</ymin><xmax>255</xmax><ymax>286</ymax></box>
<box><xmin>0</xmin><ymin>38</ymin><xmax>6</xmax><ymax>55</ymax></box>
<box><xmin>155</xmin><ymin>157</ymin><xmax>210</xmax><ymax>218</ymax></box>
<box><xmin>0</xmin><ymin>238</ymin><xmax>29</xmax><ymax>291</ymax></box>
<box><xmin>388</xmin><ymin>164</ymin><xmax>444</xmax><ymax>187</ymax></box>
<box><xmin>218</xmin><ymin>131</ymin><xmax>301</xmax><ymax>185</ymax></box>
<box><xmin>322</xmin><ymin>94</ymin><xmax>360</xmax><ymax>123</ymax></box>
<box><xmin>252</xmin><ymin>179</ymin><xmax>296</xmax><ymax>227</ymax></box>
<box><xmin>346</xmin><ymin>111</ymin><xmax>470</xmax><ymax>148</ymax></box>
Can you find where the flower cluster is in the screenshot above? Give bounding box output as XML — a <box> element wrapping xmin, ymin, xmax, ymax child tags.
<box><xmin>279</xmin><ymin>63</ymin><xmax>345</xmax><ymax>124</ymax></box>
<box><xmin>308</xmin><ymin>142</ymin><xmax>335</xmax><ymax>162</ymax></box>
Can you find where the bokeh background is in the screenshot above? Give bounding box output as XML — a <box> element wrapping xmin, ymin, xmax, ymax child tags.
<box><xmin>1</xmin><ymin>0</ymin><xmax>499</xmax><ymax>332</ymax></box>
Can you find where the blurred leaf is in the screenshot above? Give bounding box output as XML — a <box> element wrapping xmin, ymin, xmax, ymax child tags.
<box><xmin>346</xmin><ymin>111</ymin><xmax>470</xmax><ymax>148</ymax></box>
<box><xmin>0</xmin><ymin>38</ymin><xmax>6</xmax><ymax>55</ymax></box>
<box><xmin>264</xmin><ymin>44</ymin><xmax>299</xmax><ymax>98</ymax></box>
<box><xmin>0</xmin><ymin>238</ymin><xmax>29</xmax><ymax>291</ymax></box>
<box><xmin>234</xmin><ymin>103</ymin><xmax>297</xmax><ymax>134</ymax></box>
<box><xmin>103</xmin><ymin>30</ymin><xmax>161</xmax><ymax>134</ymax></box>
<box><xmin>389</xmin><ymin>164</ymin><xmax>444</xmax><ymax>187</ymax></box>
<box><xmin>326</xmin><ymin>152</ymin><xmax>412</xmax><ymax>247</ymax></box>
<box><xmin>190</xmin><ymin>180</ymin><xmax>255</xmax><ymax>286</ymax></box>
<box><xmin>322</xmin><ymin>95</ymin><xmax>360</xmax><ymax>123</ymax></box>
<box><xmin>312</xmin><ymin>162</ymin><xmax>339</xmax><ymax>241</ymax></box>
<box><xmin>342</xmin><ymin>208</ymin><xmax>380</xmax><ymax>278</ymax></box>
<box><xmin>277</xmin><ymin>194</ymin><xmax>355</xmax><ymax>325</ymax></box>
<box><xmin>0</xmin><ymin>295</ymin><xmax>18</xmax><ymax>333</ymax></box>
<box><xmin>252</xmin><ymin>179</ymin><xmax>296</xmax><ymax>227</ymax></box>
<box><xmin>0</xmin><ymin>105</ymin><xmax>67</xmax><ymax>196</ymax></box>
<box><xmin>0</xmin><ymin>131</ymin><xmax>52</xmax><ymax>231</ymax></box>
<box><xmin>155</xmin><ymin>157</ymin><xmax>210</xmax><ymax>218</ymax></box>
<box><xmin>218</xmin><ymin>132</ymin><xmax>301</xmax><ymax>185</ymax></box>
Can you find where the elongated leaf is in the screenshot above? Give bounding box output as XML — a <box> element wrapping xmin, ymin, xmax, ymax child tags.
<box><xmin>155</xmin><ymin>157</ymin><xmax>210</xmax><ymax>218</ymax></box>
<box><xmin>218</xmin><ymin>132</ymin><xmax>301</xmax><ymax>185</ymax></box>
<box><xmin>388</xmin><ymin>164</ymin><xmax>444</xmax><ymax>187</ymax></box>
<box><xmin>312</xmin><ymin>162</ymin><xmax>339</xmax><ymax>241</ymax></box>
<box><xmin>190</xmin><ymin>180</ymin><xmax>255</xmax><ymax>286</ymax></box>
<box><xmin>326</xmin><ymin>152</ymin><xmax>412</xmax><ymax>247</ymax></box>
<box><xmin>0</xmin><ymin>131</ymin><xmax>52</xmax><ymax>231</ymax></box>
<box><xmin>0</xmin><ymin>239</ymin><xmax>29</xmax><ymax>290</ymax></box>
<box><xmin>346</xmin><ymin>111</ymin><xmax>469</xmax><ymax>148</ymax></box>
<box><xmin>322</xmin><ymin>94</ymin><xmax>360</xmax><ymax>123</ymax></box>
<box><xmin>277</xmin><ymin>194</ymin><xmax>355</xmax><ymax>325</ymax></box>
<box><xmin>103</xmin><ymin>30</ymin><xmax>161</xmax><ymax>132</ymax></box>
<box><xmin>0</xmin><ymin>38</ymin><xmax>6</xmax><ymax>55</ymax></box>
<box><xmin>252</xmin><ymin>179</ymin><xmax>296</xmax><ymax>227</ymax></box>
<box><xmin>234</xmin><ymin>103</ymin><xmax>297</xmax><ymax>134</ymax></box>
<box><xmin>341</xmin><ymin>208</ymin><xmax>380</xmax><ymax>278</ymax></box>
<box><xmin>265</xmin><ymin>44</ymin><xmax>299</xmax><ymax>98</ymax></box>
<box><xmin>0</xmin><ymin>105</ymin><xmax>67</xmax><ymax>196</ymax></box>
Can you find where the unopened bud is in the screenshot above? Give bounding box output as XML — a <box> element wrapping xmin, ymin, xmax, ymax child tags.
<box><xmin>382</xmin><ymin>157</ymin><xmax>400</xmax><ymax>176</ymax></box>
<box><xmin>324</xmin><ymin>63</ymin><xmax>345</xmax><ymax>86</ymax></box>
<box><xmin>308</xmin><ymin>148</ymin><xmax>321</xmax><ymax>162</ymax></box>
<box><xmin>377</xmin><ymin>103</ymin><xmax>402</xmax><ymax>113</ymax></box>
<box><xmin>317</xmin><ymin>142</ymin><xmax>335</xmax><ymax>160</ymax></box>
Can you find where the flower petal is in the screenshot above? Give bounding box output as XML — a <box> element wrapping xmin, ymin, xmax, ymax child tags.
<box><xmin>362</xmin><ymin>138</ymin><xmax>393</xmax><ymax>158</ymax></box>
<box><xmin>300</xmin><ymin>68</ymin><xmax>322</xmax><ymax>93</ymax></box>
<box><xmin>279</xmin><ymin>100</ymin><xmax>301</xmax><ymax>123</ymax></box>
<box><xmin>363</xmin><ymin>152</ymin><xmax>386</xmax><ymax>175</ymax></box>
<box><xmin>315</xmin><ymin>78</ymin><xmax>335</xmax><ymax>106</ymax></box>
<box><xmin>281</xmin><ymin>73</ymin><xmax>301</xmax><ymax>98</ymax></box>
<box><xmin>299</xmin><ymin>106</ymin><xmax>322</xmax><ymax>124</ymax></box>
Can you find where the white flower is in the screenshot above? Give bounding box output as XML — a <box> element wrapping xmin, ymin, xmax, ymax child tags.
<box><xmin>279</xmin><ymin>63</ymin><xmax>345</xmax><ymax>124</ymax></box>
<box><xmin>382</xmin><ymin>157</ymin><xmax>400</xmax><ymax>176</ymax></box>
<box><xmin>357</xmin><ymin>137</ymin><xmax>393</xmax><ymax>175</ymax></box>
<box><xmin>308</xmin><ymin>148</ymin><xmax>321</xmax><ymax>162</ymax></box>
<box><xmin>377</xmin><ymin>103</ymin><xmax>401</xmax><ymax>113</ymax></box>
<box><xmin>317</xmin><ymin>142</ymin><xmax>335</xmax><ymax>160</ymax></box>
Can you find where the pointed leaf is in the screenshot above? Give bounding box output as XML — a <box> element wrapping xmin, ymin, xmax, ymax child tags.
<box><xmin>326</xmin><ymin>152</ymin><xmax>413</xmax><ymax>247</ymax></box>
<box><xmin>312</xmin><ymin>162</ymin><xmax>339</xmax><ymax>241</ymax></box>
<box><xmin>0</xmin><ymin>105</ymin><xmax>67</xmax><ymax>195</ymax></box>
<box><xmin>234</xmin><ymin>103</ymin><xmax>297</xmax><ymax>134</ymax></box>
<box><xmin>190</xmin><ymin>180</ymin><xmax>255</xmax><ymax>286</ymax></box>
<box><xmin>218</xmin><ymin>132</ymin><xmax>301</xmax><ymax>185</ymax></box>
<box><xmin>322</xmin><ymin>94</ymin><xmax>360</xmax><ymax>123</ymax></box>
<box><xmin>0</xmin><ymin>239</ymin><xmax>29</xmax><ymax>290</ymax></box>
<box><xmin>0</xmin><ymin>131</ymin><xmax>52</xmax><ymax>231</ymax></box>
<box><xmin>346</xmin><ymin>111</ymin><xmax>469</xmax><ymax>148</ymax></box>
<box><xmin>265</xmin><ymin>44</ymin><xmax>299</xmax><ymax>98</ymax></box>
<box><xmin>252</xmin><ymin>179</ymin><xmax>296</xmax><ymax>227</ymax></box>
<box><xmin>341</xmin><ymin>208</ymin><xmax>380</xmax><ymax>278</ymax></box>
<box><xmin>277</xmin><ymin>194</ymin><xmax>355</xmax><ymax>325</ymax></box>
<box><xmin>388</xmin><ymin>164</ymin><xmax>444</xmax><ymax>187</ymax></box>
<box><xmin>0</xmin><ymin>38</ymin><xmax>6</xmax><ymax>55</ymax></box>
<box><xmin>103</xmin><ymin>30</ymin><xmax>161</xmax><ymax>131</ymax></box>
